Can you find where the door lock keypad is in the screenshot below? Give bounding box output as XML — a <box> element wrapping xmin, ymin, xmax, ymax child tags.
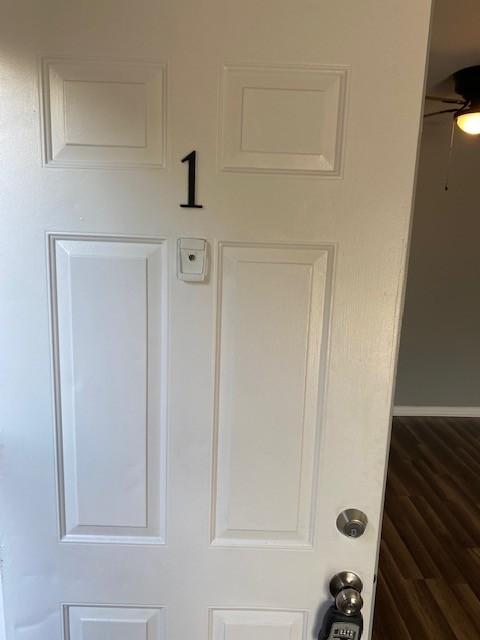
<box><xmin>328</xmin><ymin>622</ymin><xmax>361</xmax><ymax>639</ymax></box>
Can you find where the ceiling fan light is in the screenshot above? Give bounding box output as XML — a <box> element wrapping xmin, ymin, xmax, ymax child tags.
<box><xmin>456</xmin><ymin>111</ymin><xmax>480</xmax><ymax>135</ymax></box>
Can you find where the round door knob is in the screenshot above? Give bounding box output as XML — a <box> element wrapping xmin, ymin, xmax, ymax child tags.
<box><xmin>335</xmin><ymin>587</ymin><xmax>364</xmax><ymax>616</ymax></box>
<box><xmin>329</xmin><ymin>571</ymin><xmax>363</xmax><ymax>598</ymax></box>
<box><xmin>336</xmin><ymin>509</ymin><xmax>368</xmax><ymax>538</ymax></box>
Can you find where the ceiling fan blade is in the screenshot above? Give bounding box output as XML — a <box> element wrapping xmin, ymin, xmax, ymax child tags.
<box><xmin>423</xmin><ymin>108</ymin><xmax>459</xmax><ymax>118</ymax></box>
<box><xmin>425</xmin><ymin>96</ymin><xmax>465</xmax><ymax>105</ymax></box>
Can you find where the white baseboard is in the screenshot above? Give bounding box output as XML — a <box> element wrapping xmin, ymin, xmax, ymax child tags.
<box><xmin>393</xmin><ymin>405</ymin><xmax>480</xmax><ymax>417</ymax></box>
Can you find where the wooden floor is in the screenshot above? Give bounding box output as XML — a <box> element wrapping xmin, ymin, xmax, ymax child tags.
<box><xmin>371</xmin><ymin>416</ymin><xmax>480</xmax><ymax>640</ymax></box>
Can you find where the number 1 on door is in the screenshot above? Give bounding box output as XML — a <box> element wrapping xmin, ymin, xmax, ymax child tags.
<box><xmin>180</xmin><ymin>150</ymin><xmax>203</xmax><ymax>209</ymax></box>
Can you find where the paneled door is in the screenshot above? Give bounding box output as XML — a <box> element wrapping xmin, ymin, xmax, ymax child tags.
<box><xmin>0</xmin><ymin>1</ymin><xmax>432</xmax><ymax>639</ymax></box>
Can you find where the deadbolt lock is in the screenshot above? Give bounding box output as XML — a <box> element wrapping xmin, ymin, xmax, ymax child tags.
<box><xmin>336</xmin><ymin>509</ymin><xmax>368</xmax><ymax>539</ymax></box>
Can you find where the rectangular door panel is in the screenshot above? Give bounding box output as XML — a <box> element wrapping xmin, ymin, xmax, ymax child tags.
<box><xmin>210</xmin><ymin>609</ymin><xmax>306</xmax><ymax>640</ymax></box>
<box><xmin>49</xmin><ymin>235</ymin><xmax>167</xmax><ymax>544</ymax></box>
<box><xmin>211</xmin><ymin>243</ymin><xmax>333</xmax><ymax>547</ymax></box>
<box><xmin>40</xmin><ymin>58</ymin><xmax>167</xmax><ymax>169</ymax></box>
<box><xmin>65</xmin><ymin>605</ymin><xmax>165</xmax><ymax>640</ymax></box>
<box><xmin>219</xmin><ymin>65</ymin><xmax>347</xmax><ymax>175</ymax></box>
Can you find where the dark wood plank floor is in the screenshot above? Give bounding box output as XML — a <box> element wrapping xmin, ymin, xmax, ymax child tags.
<box><xmin>371</xmin><ymin>416</ymin><xmax>480</xmax><ymax>640</ymax></box>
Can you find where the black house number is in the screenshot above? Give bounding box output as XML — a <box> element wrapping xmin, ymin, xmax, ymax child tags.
<box><xmin>180</xmin><ymin>150</ymin><xmax>203</xmax><ymax>209</ymax></box>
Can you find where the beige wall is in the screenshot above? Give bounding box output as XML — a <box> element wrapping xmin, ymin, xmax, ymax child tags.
<box><xmin>395</xmin><ymin>117</ymin><xmax>480</xmax><ymax>407</ymax></box>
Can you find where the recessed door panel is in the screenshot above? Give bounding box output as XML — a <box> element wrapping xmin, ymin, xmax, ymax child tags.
<box><xmin>49</xmin><ymin>235</ymin><xmax>167</xmax><ymax>543</ymax></box>
<box><xmin>210</xmin><ymin>609</ymin><xmax>306</xmax><ymax>640</ymax></box>
<box><xmin>211</xmin><ymin>243</ymin><xmax>333</xmax><ymax>547</ymax></box>
<box><xmin>65</xmin><ymin>606</ymin><xmax>165</xmax><ymax>640</ymax></box>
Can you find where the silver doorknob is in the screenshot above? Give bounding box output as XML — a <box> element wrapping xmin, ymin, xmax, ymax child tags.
<box><xmin>336</xmin><ymin>509</ymin><xmax>368</xmax><ymax>538</ymax></box>
<box><xmin>329</xmin><ymin>571</ymin><xmax>364</xmax><ymax>617</ymax></box>
<box><xmin>335</xmin><ymin>587</ymin><xmax>363</xmax><ymax>616</ymax></box>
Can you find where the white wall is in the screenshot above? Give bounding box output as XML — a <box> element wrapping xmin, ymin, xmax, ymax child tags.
<box><xmin>395</xmin><ymin>116</ymin><xmax>480</xmax><ymax>407</ymax></box>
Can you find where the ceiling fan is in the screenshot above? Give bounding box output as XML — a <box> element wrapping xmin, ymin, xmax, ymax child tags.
<box><xmin>425</xmin><ymin>64</ymin><xmax>480</xmax><ymax>134</ymax></box>
<box><xmin>424</xmin><ymin>65</ymin><xmax>480</xmax><ymax>189</ymax></box>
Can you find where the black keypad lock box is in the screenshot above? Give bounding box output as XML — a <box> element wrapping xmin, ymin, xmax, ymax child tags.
<box><xmin>318</xmin><ymin>605</ymin><xmax>363</xmax><ymax>640</ymax></box>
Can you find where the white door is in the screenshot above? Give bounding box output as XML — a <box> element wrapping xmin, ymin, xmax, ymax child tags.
<box><xmin>0</xmin><ymin>2</ymin><xmax>432</xmax><ymax>639</ymax></box>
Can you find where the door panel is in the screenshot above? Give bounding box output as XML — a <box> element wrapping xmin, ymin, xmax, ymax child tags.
<box><xmin>50</xmin><ymin>236</ymin><xmax>167</xmax><ymax>543</ymax></box>
<box><xmin>212</xmin><ymin>243</ymin><xmax>332</xmax><ymax>548</ymax></box>
<box><xmin>0</xmin><ymin>1</ymin><xmax>432</xmax><ymax>639</ymax></box>
<box><xmin>219</xmin><ymin>65</ymin><xmax>347</xmax><ymax>175</ymax></box>
<box><xmin>65</xmin><ymin>605</ymin><xmax>166</xmax><ymax>640</ymax></box>
<box><xmin>210</xmin><ymin>609</ymin><xmax>306</xmax><ymax>640</ymax></box>
<box><xmin>40</xmin><ymin>58</ymin><xmax>167</xmax><ymax>169</ymax></box>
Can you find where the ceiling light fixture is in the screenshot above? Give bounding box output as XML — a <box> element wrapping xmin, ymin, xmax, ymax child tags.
<box><xmin>424</xmin><ymin>65</ymin><xmax>480</xmax><ymax>189</ymax></box>
<box><xmin>452</xmin><ymin>66</ymin><xmax>480</xmax><ymax>135</ymax></box>
<box><xmin>455</xmin><ymin>108</ymin><xmax>480</xmax><ymax>135</ymax></box>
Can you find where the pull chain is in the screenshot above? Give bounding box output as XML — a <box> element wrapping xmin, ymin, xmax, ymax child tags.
<box><xmin>444</xmin><ymin>116</ymin><xmax>456</xmax><ymax>191</ymax></box>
